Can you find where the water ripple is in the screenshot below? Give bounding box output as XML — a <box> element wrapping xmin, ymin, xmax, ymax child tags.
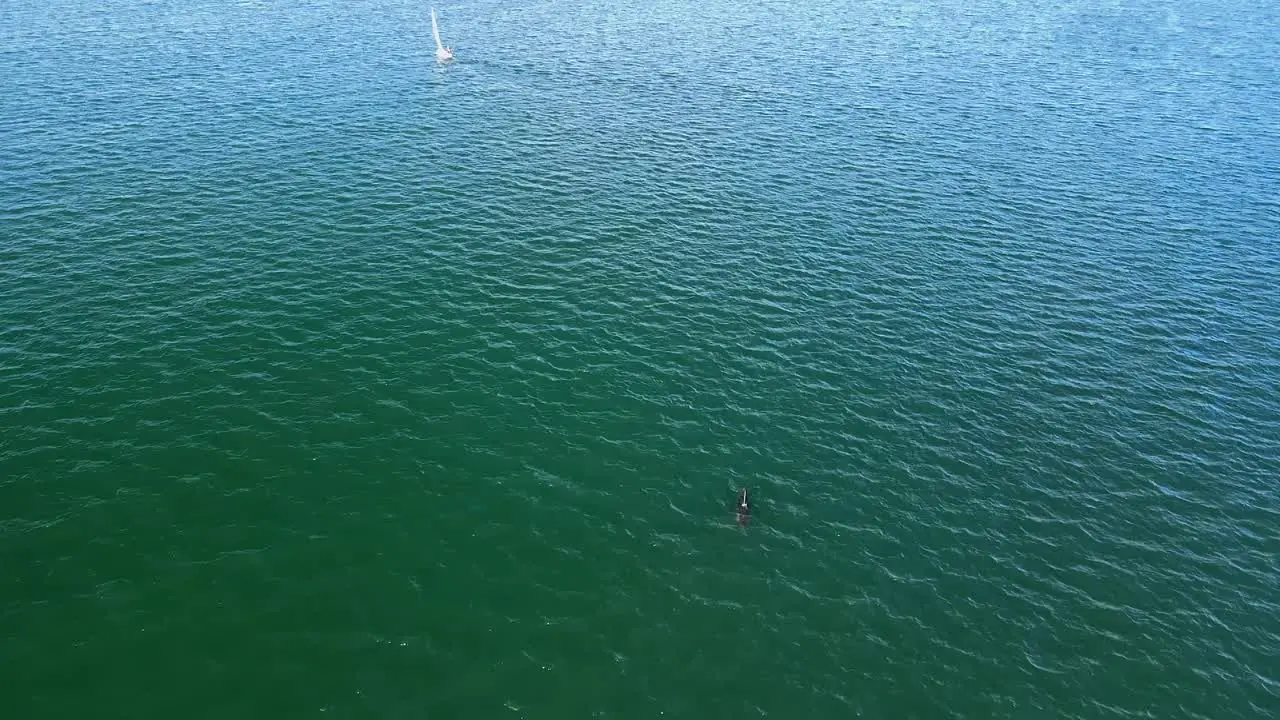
<box><xmin>3</xmin><ymin>0</ymin><xmax>1279</xmax><ymax>718</ymax></box>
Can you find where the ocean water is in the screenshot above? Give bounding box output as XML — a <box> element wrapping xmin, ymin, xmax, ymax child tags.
<box><xmin>2</xmin><ymin>0</ymin><xmax>1278</xmax><ymax>717</ymax></box>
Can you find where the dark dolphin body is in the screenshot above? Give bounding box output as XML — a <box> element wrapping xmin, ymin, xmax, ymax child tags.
<box><xmin>737</xmin><ymin>488</ymin><xmax>751</xmax><ymax>527</ymax></box>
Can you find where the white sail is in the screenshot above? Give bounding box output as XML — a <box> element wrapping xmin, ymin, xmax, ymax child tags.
<box><xmin>431</xmin><ymin>7</ymin><xmax>444</xmax><ymax>53</ymax></box>
<box><xmin>431</xmin><ymin>7</ymin><xmax>453</xmax><ymax>62</ymax></box>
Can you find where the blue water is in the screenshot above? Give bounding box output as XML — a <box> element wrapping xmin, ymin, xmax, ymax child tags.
<box><xmin>3</xmin><ymin>0</ymin><xmax>1278</xmax><ymax>718</ymax></box>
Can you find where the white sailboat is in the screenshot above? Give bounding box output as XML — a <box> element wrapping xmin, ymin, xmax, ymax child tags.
<box><xmin>431</xmin><ymin>7</ymin><xmax>454</xmax><ymax>63</ymax></box>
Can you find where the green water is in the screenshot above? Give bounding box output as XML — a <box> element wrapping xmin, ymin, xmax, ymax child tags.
<box><xmin>3</xmin><ymin>0</ymin><xmax>1278</xmax><ymax>717</ymax></box>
